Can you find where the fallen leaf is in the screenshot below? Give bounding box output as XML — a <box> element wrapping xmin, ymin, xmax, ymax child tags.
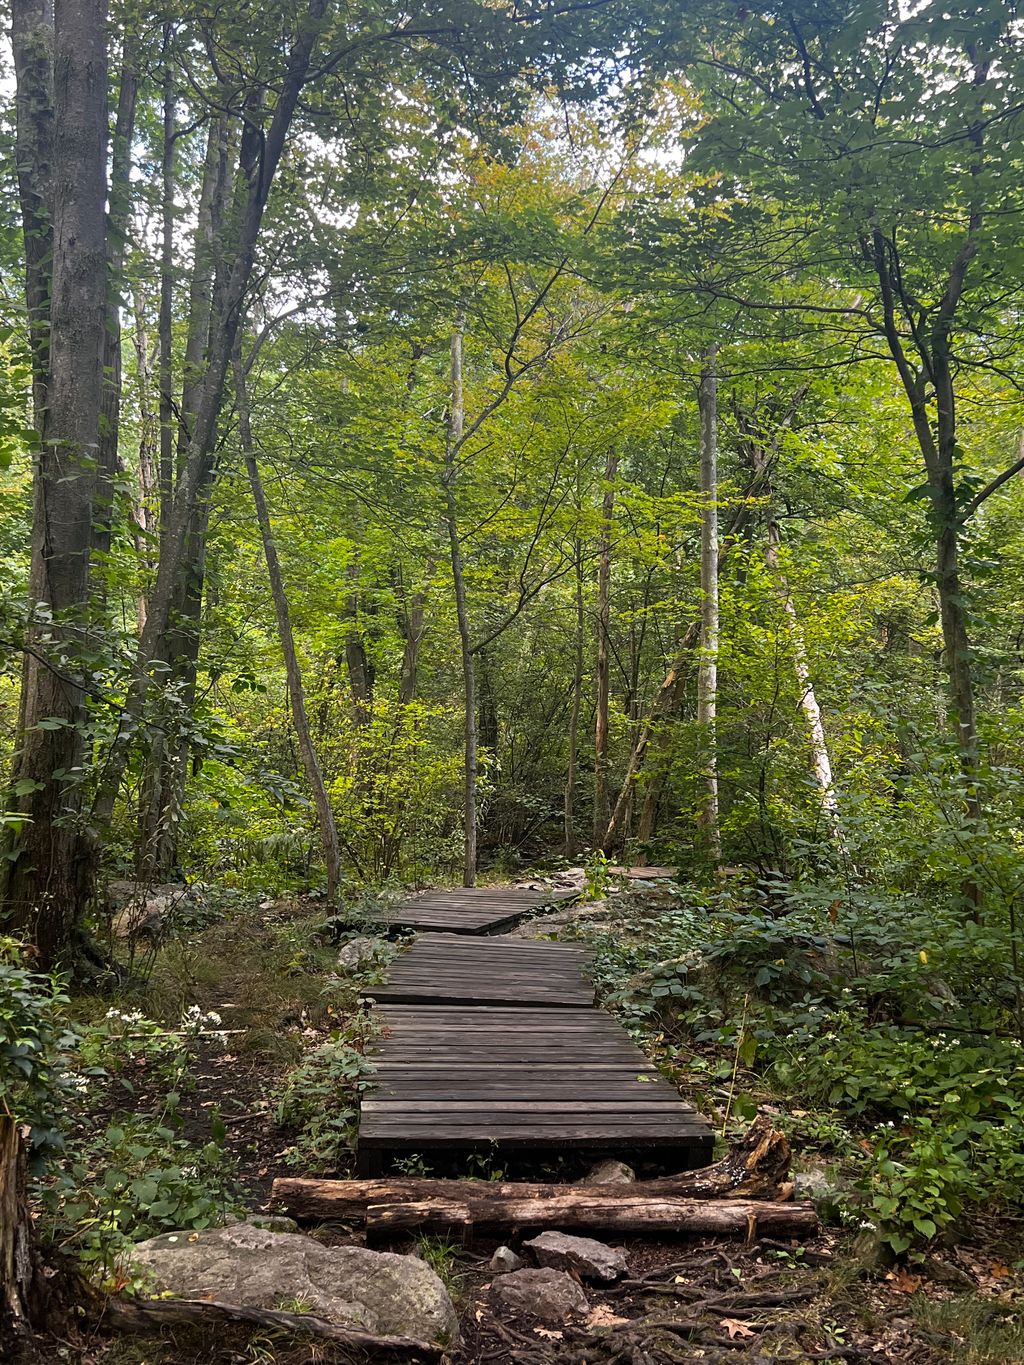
<box><xmin>720</xmin><ymin>1318</ymin><xmax>755</xmax><ymax>1340</ymax></box>
<box><xmin>885</xmin><ymin>1269</ymin><xmax>923</xmax><ymax>1294</ymax></box>
<box><xmin>534</xmin><ymin>1328</ymin><xmax>563</xmax><ymax>1340</ymax></box>
<box><xmin>990</xmin><ymin>1263</ymin><xmax>1012</xmax><ymax>1279</ymax></box>
<box><xmin>587</xmin><ymin>1305</ymin><xmax>630</xmax><ymax>1327</ymax></box>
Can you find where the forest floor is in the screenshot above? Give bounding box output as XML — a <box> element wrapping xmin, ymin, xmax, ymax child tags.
<box><xmin>52</xmin><ymin>882</ymin><xmax>1024</xmax><ymax>1365</ymax></box>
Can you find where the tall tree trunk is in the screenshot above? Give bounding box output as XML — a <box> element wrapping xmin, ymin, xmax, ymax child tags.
<box><xmin>91</xmin><ymin>0</ymin><xmax>327</xmax><ymax>856</ymax></box>
<box><xmin>442</xmin><ymin>321</ymin><xmax>477</xmax><ymax>887</ymax></box>
<box><xmin>137</xmin><ymin>114</ymin><xmax>235</xmax><ymax>880</ymax></box>
<box><xmin>593</xmin><ymin>447</ymin><xmax>619</xmax><ymax>845</ymax></box>
<box><xmin>2</xmin><ymin>0</ymin><xmax>108</xmax><ymax>967</ymax></box>
<box><xmin>236</xmin><ymin>354</ymin><xmax>342</xmax><ymax>899</ymax></box>
<box><xmin>477</xmin><ymin>647</ymin><xmax>498</xmax><ymax>754</ymax></box>
<box><xmin>11</xmin><ymin>0</ymin><xmax>53</xmax><ymax>438</ymax></box>
<box><xmin>93</xmin><ymin>26</ymin><xmax>138</xmax><ymax>564</ymax></box>
<box><xmin>765</xmin><ymin>513</ymin><xmax>842</xmax><ymax>836</ymax></box>
<box><xmin>564</xmin><ymin>543</ymin><xmax>584</xmax><ymax>857</ymax></box>
<box><xmin>696</xmin><ymin>350</ymin><xmax>721</xmax><ymax>866</ymax></box>
<box><xmin>157</xmin><ymin>27</ymin><xmax>175</xmax><ymax>544</ymax></box>
<box><xmin>344</xmin><ymin>562</ymin><xmax>373</xmax><ymax>725</ymax></box>
<box><xmin>398</xmin><ymin>578</ymin><xmax>429</xmax><ymax>705</ymax></box>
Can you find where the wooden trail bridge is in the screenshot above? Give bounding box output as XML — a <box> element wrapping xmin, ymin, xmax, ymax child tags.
<box><xmin>356</xmin><ymin>886</ymin><xmax>713</xmax><ymax>1177</ymax></box>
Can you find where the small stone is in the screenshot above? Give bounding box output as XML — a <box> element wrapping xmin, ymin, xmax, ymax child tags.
<box><xmin>489</xmin><ymin>1246</ymin><xmax>524</xmax><ymax>1274</ymax></box>
<box><xmin>580</xmin><ymin>1159</ymin><xmax>635</xmax><ymax>1186</ymax></box>
<box><xmin>336</xmin><ymin>935</ymin><xmax>385</xmax><ymax>970</ymax></box>
<box><xmin>524</xmin><ymin>1231</ymin><xmax>627</xmax><ymax>1283</ymax></box>
<box><xmin>487</xmin><ymin>1267</ymin><xmax>588</xmax><ymax>1325</ymax></box>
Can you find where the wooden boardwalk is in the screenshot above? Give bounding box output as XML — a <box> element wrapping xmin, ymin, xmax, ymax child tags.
<box><xmin>369</xmin><ymin>933</ymin><xmax>594</xmax><ymax>1007</ymax></box>
<box><xmin>356</xmin><ymin>892</ymin><xmax>713</xmax><ymax>1176</ymax></box>
<box><xmin>374</xmin><ymin>886</ymin><xmax>575</xmax><ymax>935</ymax></box>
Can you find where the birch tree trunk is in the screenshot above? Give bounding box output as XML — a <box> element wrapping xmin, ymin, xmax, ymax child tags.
<box><xmin>765</xmin><ymin>514</ymin><xmax>842</xmax><ymax>836</ymax></box>
<box><xmin>593</xmin><ymin>447</ymin><xmax>619</xmax><ymax>845</ymax></box>
<box><xmin>236</xmin><ymin>355</ymin><xmax>342</xmax><ymax>899</ymax></box>
<box><xmin>696</xmin><ymin>350</ymin><xmax>721</xmax><ymax>866</ymax></box>
<box><xmin>2</xmin><ymin>0</ymin><xmax>108</xmax><ymax>966</ymax></box>
<box><xmin>442</xmin><ymin>322</ymin><xmax>477</xmax><ymax>887</ymax></box>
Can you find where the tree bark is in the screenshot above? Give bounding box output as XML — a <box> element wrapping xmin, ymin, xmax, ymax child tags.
<box><xmin>91</xmin><ymin>0</ymin><xmax>327</xmax><ymax>860</ymax></box>
<box><xmin>11</xmin><ymin>0</ymin><xmax>53</xmax><ymax>437</ymax></box>
<box><xmin>696</xmin><ymin>350</ymin><xmax>721</xmax><ymax>866</ymax></box>
<box><xmin>364</xmin><ymin>1195</ymin><xmax>816</xmax><ymax>1241</ymax></box>
<box><xmin>0</xmin><ymin>1119</ymin><xmax>46</xmax><ymax>1354</ymax></box>
<box><xmin>564</xmin><ymin>542</ymin><xmax>585</xmax><ymax>856</ymax></box>
<box><xmin>593</xmin><ymin>447</ymin><xmax>619</xmax><ymax>844</ymax></box>
<box><xmin>765</xmin><ymin>513</ymin><xmax>842</xmax><ymax>836</ymax></box>
<box><xmin>2</xmin><ymin>0</ymin><xmax>108</xmax><ymax>966</ymax></box>
<box><xmin>93</xmin><ymin>25</ymin><xmax>138</xmax><ymax>564</ymax></box>
<box><xmin>157</xmin><ymin>27</ymin><xmax>175</xmax><ymax>545</ymax></box>
<box><xmin>442</xmin><ymin>320</ymin><xmax>477</xmax><ymax>886</ymax></box>
<box><xmin>237</xmin><ymin>354</ymin><xmax>342</xmax><ymax>899</ymax></box>
<box><xmin>273</xmin><ymin>1116</ymin><xmax>793</xmax><ymax>1224</ymax></box>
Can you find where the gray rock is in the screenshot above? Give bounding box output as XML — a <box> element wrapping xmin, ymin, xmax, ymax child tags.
<box><xmin>489</xmin><ymin>1246</ymin><xmax>524</xmax><ymax>1274</ymax></box>
<box><xmin>487</xmin><ymin>1267</ymin><xmax>588</xmax><ymax>1325</ymax></box>
<box><xmin>224</xmin><ymin>1212</ymin><xmax>299</xmax><ymax>1234</ymax></box>
<box><xmin>524</xmin><ymin>1231</ymin><xmax>627</xmax><ymax>1283</ymax></box>
<box><xmin>580</xmin><ymin>1159</ymin><xmax>635</xmax><ymax>1186</ymax></box>
<box><xmin>336</xmin><ymin>935</ymin><xmax>386</xmax><ymax>970</ymax></box>
<box><xmin>129</xmin><ymin>1223</ymin><xmax>458</xmax><ymax>1345</ymax></box>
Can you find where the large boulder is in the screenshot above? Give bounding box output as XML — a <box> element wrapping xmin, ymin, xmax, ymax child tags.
<box><xmin>336</xmin><ymin>935</ymin><xmax>388</xmax><ymax>971</ymax></box>
<box><xmin>524</xmin><ymin>1231</ymin><xmax>627</xmax><ymax>1283</ymax></box>
<box><xmin>128</xmin><ymin>1223</ymin><xmax>458</xmax><ymax>1345</ymax></box>
<box><xmin>487</xmin><ymin>1267</ymin><xmax>588</xmax><ymax>1325</ymax></box>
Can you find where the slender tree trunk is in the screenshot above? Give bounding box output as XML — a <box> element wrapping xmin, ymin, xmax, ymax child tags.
<box><xmin>91</xmin><ymin>0</ymin><xmax>327</xmax><ymax>854</ymax></box>
<box><xmin>765</xmin><ymin>513</ymin><xmax>842</xmax><ymax>835</ymax></box>
<box><xmin>344</xmin><ymin>562</ymin><xmax>372</xmax><ymax>725</ymax></box>
<box><xmin>593</xmin><ymin>447</ymin><xmax>619</xmax><ymax>845</ymax></box>
<box><xmin>442</xmin><ymin>321</ymin><xmax>477</xmax><ymax>887</ymax></box>
<box><xmin>236</xmin><ymin>354</ymin><xmax>342</xmax><ymax>899</ymax></box>
<box><xmin>93</xmin><ymin>26</ymin><xmax>138</xmax><ymax>564</ymax></box>
<box><xmin>11</xmin><ymin>0</ymin><xmax>53</xmax><ymax>437</ymax></box>
<box><xmin>2</xmin><ymin>0</ymin><xmax>108</xmax><ymax>966</ymax></box>
<box><xmin>696</xmin><ymin>350</ymin><xmax>721</xmax><ymax>866</ymax></box>
<box><xmin>398</xmin><ymin>578</ymin><xmax>429</xmax><ymax>705</ymax></box>
<box><xmin>564</xmin><ymin>543</ymin><xmax>584</xmax><ymax>857</ymax></box>
<box><xmin>157</xmin><ymin>29</ymin><xmax>176</xmax><ymax>546</ymax></box>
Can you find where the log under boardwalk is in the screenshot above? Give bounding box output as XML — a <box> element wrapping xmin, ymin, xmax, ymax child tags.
<box><xmin>356</xmin><ymin>893</ymin><xmax>713</xmax><ymax>1175</ymax></box>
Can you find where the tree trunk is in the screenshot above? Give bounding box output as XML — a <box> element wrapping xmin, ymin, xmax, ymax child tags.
<box><xmin>237</xmin><ymin>355</ymin><xmax>342</xmax><ymax>900</ymax></box>
<box><xmin>157</xmin><ymin>27</ymin><xmax>175</xmax><ymax>544</ymax></box>
<box><xmin>2</xmin><ymin>0</ymin><xmax>108</xmax><ymax>966</ymax></box>
<box><xmin>765</xmin><ymin>514</ymin><xmax>842</xmax><ymax>835</ymax></box>
<box><xmin>11</xmin><ymin>0</ymin><xmax>53</xmax><ymax>437</ymax></box>
<box><xmin>0</xmin><ymin>1119</ymin><xmax>46</xmax><ymax>1354</ymax></box>
<box><xmin>593</xmin><ymin>447</ymin><xmax>619</xmax><ymax>844</ymax></box>
<box><xmin>696</xmin><ymin>350</ymin><xmax>721</xmax><ymax>866</ymax></box>
<box><xmin>564</xmin><ymin>543</ymin><xmax>584</xmax><ymax>856</ymax></box>
<box><xmin>93</xmin><ymin>26</ymin><xmax>138</xmax><ymax>564</ymax></box>
<box><xmin>345</xmin><ymin>562</ymin><xmax>373</xmax><ymax>725</ymax></box>
<box><xmin>443</xmin><ymin>322</ymin><xmax>477</xmax><ymax>887</ymax></box>
<box><xmin>91</xmin><ymin>0</ymin><xmax>327</xmax><ymax>856</ymax></box>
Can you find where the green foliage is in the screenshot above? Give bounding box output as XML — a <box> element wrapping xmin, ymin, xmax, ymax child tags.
<box><xmin>0</xmin><ymin>940</ymin><xmax>78</xmax><ymax>1164</ymax></box>
<box><xmin>274</xmin><ymin>1015</ymin><xmax>377</xmax><ymax>1170</ymax></box>
<box><xmin>40</xmin><ymin>1114</ymin><xmax>239</xmax><ymax>1280</ymax></box>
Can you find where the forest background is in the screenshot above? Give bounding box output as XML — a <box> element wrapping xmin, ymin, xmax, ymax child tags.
<box><xmin>4</xmin><ymin>0</ymin><xmax>1024</xmax><ymax>1343</ymax></box>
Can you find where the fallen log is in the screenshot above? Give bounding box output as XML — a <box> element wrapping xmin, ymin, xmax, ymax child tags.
<box><xmin>103</xmin><ymin>1296</ymin><xmax>445</xmax><ymax>1360</ymax></box>
<box><xmin>363</xmin><ymin>1194</ymin><xmax>817</xmax><ymax>1241</ymax></box>
<box><xmin>272</xmin><ymin>1115</ymin><xmax>792</xmax><ymax>1224</ymax></box>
